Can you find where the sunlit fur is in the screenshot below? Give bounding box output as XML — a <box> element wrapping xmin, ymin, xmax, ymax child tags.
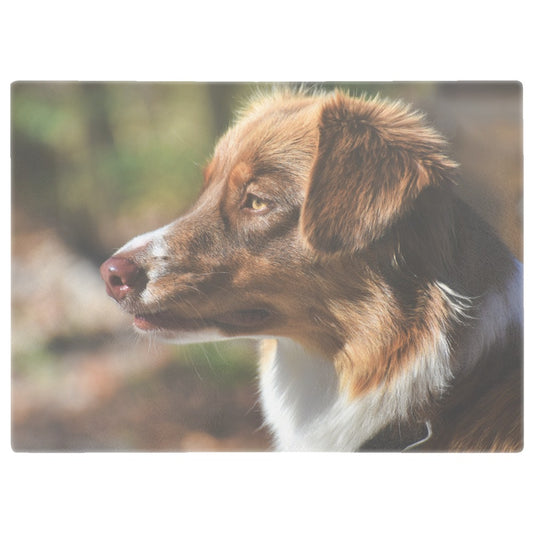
<box><xmin>102</xmin><ymin>89</ymin><xmax>523</xmax><ymax>451</ymax></box>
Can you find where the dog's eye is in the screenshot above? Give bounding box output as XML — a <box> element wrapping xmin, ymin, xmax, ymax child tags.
<box><xmin>243</xmin><ymin>193</ymin><xmax>270</xmax><ymax>213</ymax></box>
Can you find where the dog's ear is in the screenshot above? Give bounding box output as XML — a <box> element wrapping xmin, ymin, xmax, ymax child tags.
<box><xmin>301</xmin><ymin>92</ymin><xmax>458</xmax><ymax>254</ymax></box>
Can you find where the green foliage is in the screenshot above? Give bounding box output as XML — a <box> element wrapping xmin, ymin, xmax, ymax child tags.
<box><xmin>12</xmin><ymin>345</ymin><xmax>58</xmax><ymax>380</ymax></box>
<box><xmin>177</xmin><ymin>339</ymin><xmax>258</xmax><ymax>387</ymax></box>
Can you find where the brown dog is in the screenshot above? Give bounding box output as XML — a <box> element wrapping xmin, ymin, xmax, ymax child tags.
<box><xmin>101</xmin><ymin>90</ymin><xmax>523</xmax><ymax>451</ymax></box>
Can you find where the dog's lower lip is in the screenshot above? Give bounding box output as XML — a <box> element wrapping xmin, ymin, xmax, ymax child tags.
<box><xmin>133</xmin><ymin>309</ymin><xmax>271</xmax><ymax>332</ymax></box>
<box><xmin>133</xmin><ymin>315</ymin><xmax>166</xmax><ymax>331</ymax></box>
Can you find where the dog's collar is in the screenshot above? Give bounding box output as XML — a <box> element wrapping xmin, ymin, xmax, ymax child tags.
<box><xmin>359</xmin><ymin>420</ymin><xmax>433</xmax><ymax>452</ymax></box>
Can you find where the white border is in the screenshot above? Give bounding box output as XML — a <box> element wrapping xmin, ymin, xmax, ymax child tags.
<box><xmin>3</xmin><ymin>1</ymin><xmax>531</xmax><ymax>531</ymax></box>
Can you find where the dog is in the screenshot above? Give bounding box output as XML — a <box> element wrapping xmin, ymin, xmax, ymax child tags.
<box><xmin>100</xmin><ymin>89</ymin><xmax>523</xmax><ymax>451</ymax></box>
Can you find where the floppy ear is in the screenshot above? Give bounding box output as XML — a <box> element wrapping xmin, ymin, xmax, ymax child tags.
<box><xmin>301</xmin><ymin>92</ymin><xmax>458</xmax><ymax>254</ymax></box>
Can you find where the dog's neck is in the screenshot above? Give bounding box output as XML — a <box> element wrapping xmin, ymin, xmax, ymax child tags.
<box><xmin>258</xmin><ymin>334</ymin><xmax>451</xmax><ymax>451</ymax></box>
<box><xmin>258</xmin><ymin>263</ymin><xmax>522</xmax><ymax>452</ymax></box>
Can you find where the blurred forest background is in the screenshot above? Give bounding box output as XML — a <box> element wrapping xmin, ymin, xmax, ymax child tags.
<box><xmin>11</xmin><ymin>82</ymin><xmax>523</xmax><ymax>451</ymax></box>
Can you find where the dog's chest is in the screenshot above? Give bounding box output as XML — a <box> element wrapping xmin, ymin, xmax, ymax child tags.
<box><xmin>258</xmin><ymin>338</ymin><xmax>392</xmax><ymax>451</ymax></box>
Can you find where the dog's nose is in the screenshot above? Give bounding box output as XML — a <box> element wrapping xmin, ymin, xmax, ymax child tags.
<box><xmin>100</xmin><ymin>256</ymin><xmax>147</xmax><ymax>301</ymax></box>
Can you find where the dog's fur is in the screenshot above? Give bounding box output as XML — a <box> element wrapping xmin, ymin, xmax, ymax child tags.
<box><xmin>101</xmin><ymin>89</ymin><xmax>523</xmax><ymax>451</ymax></box>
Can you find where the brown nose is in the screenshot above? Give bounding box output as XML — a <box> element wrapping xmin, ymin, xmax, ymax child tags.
<box><xmin>100</xmin><ymin>256</ymin><xmax>147</xmax><ymax>301</ymax></box>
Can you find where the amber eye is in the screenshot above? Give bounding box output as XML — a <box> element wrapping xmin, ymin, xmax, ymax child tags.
<box><xmin>243</xmin><ymin>193</ymin><xmax>270</xmax><ymax>212</ymax></box>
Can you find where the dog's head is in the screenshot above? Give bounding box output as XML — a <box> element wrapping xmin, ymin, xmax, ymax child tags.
<box><xmin>101</xmin><ymin>90</ymin><xmax>457</xmax><ymax>360</ymax></box>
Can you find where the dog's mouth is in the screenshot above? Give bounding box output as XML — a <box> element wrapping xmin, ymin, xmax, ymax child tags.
<box><xmin>133</xmin><ymin>308</ymin><xmax>272</xmax><ymax>333</ymax></box>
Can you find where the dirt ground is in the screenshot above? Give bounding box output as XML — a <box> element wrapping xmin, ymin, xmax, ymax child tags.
<box><xmin>12</xmin><ymin>335</ymin><xmax>271</xmax><ymax>452</ymax></box>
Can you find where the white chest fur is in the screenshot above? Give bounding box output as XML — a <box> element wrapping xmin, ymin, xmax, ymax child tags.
<box><xmin>258</xmin><ymin>338</ymin><xmax>406</xmax><ymax>451</ymax></box>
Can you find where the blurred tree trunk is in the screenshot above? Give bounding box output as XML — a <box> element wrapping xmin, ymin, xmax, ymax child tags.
<box><xmin>62</xmin><ymin>84</ymin><xmax>117</xmax><ymax>263</ymax></box>
<box><xmin>207</xmin><ymin>84</ymin><xmax>239</xmax><ymax>137</ymax></box>
<box><xmin>82</xmin><ymin>83</ymin><xmax>115</xmax><ymax>149</ymax></box>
